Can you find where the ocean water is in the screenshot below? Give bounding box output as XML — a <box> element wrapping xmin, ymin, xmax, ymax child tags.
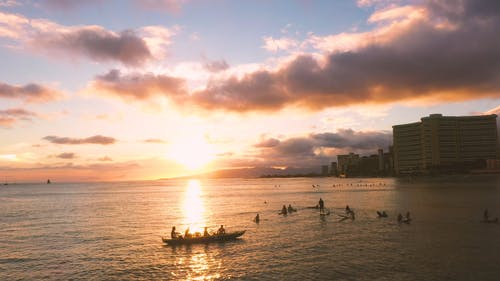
<box><xmin>1</xmin><ymin>176</ymin><xmax>500</xmax><ymax>280</ymax></box>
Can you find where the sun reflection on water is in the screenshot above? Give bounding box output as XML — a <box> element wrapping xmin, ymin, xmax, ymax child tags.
<box><xmin>182</xmin><ymin>179</ymin><xmax>206</xmax><ymax>233</ymax></box>
<box><xmin>172</xmin><ymin>251</ymin><xmax>222</xmax><ymax>281</ymax></box>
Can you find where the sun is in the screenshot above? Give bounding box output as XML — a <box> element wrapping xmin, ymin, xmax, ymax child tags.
<box><xmin>166</xmin><ymin>137</ymin><xmax>215</xmax><ymax>170</ymax></box>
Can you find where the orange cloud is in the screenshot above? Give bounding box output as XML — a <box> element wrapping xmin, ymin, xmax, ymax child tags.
<box><xmin>86</xmin><ymin>1</ymin><xmax>500</xmax><ymax>113</ymax></box>
<box><xmin>89</xmin><ymin>69</ymin><xmax>187</xmax><ymax>101</ymax></box>
<box><xmin>55</xmin><ymin>152</ymin><xmax>76</xmax><ymax>159</ymax></box>
<box><xmin>143</xmin><ymin>138</ymin><xmax>167</xmax><ymax>144</ymax></box>
<box><xmin>43</xmin><ymin>135</ymin><xmax>117</xmax><ymax>145</ymax></box>
<box><xmin>187</xmin><ymin>0</ymin><xmax>500</xmax><ymax>112</ymax></box>
<box><xmin>0</xmin><ymin>82</ymin><xmax>61</xmax><ymax>103</ymax></box>
<box><xmin>0</xmin><ymin>108</ymin><xmax>38</xmax><ymax>128</ymax></box>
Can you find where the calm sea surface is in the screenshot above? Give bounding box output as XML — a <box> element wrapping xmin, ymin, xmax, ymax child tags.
<box><xmin>1</xmin><ymin>176</ymin><xmax>500</xmax><ymax>280</ymax></box>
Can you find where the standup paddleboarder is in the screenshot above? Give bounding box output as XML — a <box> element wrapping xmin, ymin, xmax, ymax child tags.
<box><xmin>319</xmin><ymin>198</ymin><xmax>325</xmax><ymax>214</ymax></box>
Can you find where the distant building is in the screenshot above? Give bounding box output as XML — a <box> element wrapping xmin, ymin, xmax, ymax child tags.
<box><xmin>378</xmin><ymin>149</ymin><xmax>384</xmax><ymax>172</ymax></box>
<box><xmin>358</xmin><ymin>154</ymin><xmax>379</xmax><ymax>176</ymax></box>
<box><xmin>321</xmin><ymin>165</ymin><xmax>329</xmax><ymax>176</ymax></box>
<box><xmin>330</xmin><ymin>162</ymin><xmax>338</xmax><ymax>176</ymax></box>
<box><xmin>393</xmin><ymin>114</ymin><xmax>498</xmax><ymax>175</ymax></box>
<box><xmin>337</xmin><ymin>153</ymin><xmax>360</xmax><ymax>176</ymax></box>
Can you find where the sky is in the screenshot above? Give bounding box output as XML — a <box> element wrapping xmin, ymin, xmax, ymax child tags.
<box><xmin>0</xmin><ymin>0</ymin><xmax>499</xmax><ymax>182</ymax></box>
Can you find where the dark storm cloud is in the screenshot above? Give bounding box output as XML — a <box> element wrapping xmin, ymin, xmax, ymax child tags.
<box><xmin>43</xmin><ymin>135</ymin><xmax>117</xmax><ymax>145</ymax></box>
<box><xmin>34</xmin><ymin>27</ymin><xmax>152</xmax><ymax>66</ymax></box>
<box><xmin>0</xmin><ymin>82</ymin><xmax>60</xmax><ymax>103</ymax></box>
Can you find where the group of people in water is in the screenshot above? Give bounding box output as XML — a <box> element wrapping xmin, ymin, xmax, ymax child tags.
<box><xmin>255</xmin><ymin>199</ymin><xmax>497</xmax><ymax>227</ymax></box>
<box><xmin>377</xmin><ymin>210</ymin><xmax>410</xmax><ymax>223</ymax></box>
<box><xmin>170</xmin><ymin>225</ymin><xmax>226</xmax><ymax>239</ymax></box>
<box><xmin>279</xmin><ymin>204</ymin><xmax>297</xmax><ymax>215</ymax></box>
<box><xmin>397</xmin><ymin>212</ymin><xmax>411</xmax><ymax>223</ymax></box>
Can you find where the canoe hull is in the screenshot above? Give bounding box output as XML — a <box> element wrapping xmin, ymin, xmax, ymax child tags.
<box><xmin>162</xmin><ymin>230</ymin><xmax>246</xmax><ymax>245</ymax></box>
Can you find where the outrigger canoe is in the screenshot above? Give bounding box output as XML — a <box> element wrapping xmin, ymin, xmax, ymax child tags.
<box><xmin>162</xmin><ymin>230</ymin><xmax>246</xmax><ymax>245</ymax></box>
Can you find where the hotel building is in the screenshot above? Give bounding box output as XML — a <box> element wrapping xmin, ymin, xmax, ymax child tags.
<box><xmin>393</xmin><ymin>114</ymin><xmax>498</xmax><ymax>174</ymax></box>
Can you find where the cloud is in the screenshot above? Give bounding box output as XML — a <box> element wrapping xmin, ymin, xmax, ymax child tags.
<box><xmin>312</xmin><ymin>129</ymin><xmax>392</xmax><ymax>150</ymax></box>
<box><xmin>262</xmin><ymin>36</ymin><xmax>298</xmax><ymax>52</ymax></box>
<box><xmin>0</xmin><ymin>108</ymin><xmax>38</xmax><ymax>128</ymax></box>
<box><xmin>81</xmin><ymin>0</ymin><xmax>500</xmax><ymax>113</ymax></box>
<box><xmin>33</xmin><ymin>26</ymin><xmax>152</xmax><ymax>67</ymax></box>
<box><xmin>484</xmin><ymin>106</ymin><xmax>500</xmax><ymax>133</ymax></box>
<box><xmin>0</xmin><ymin>11</ymin><xmax>176</xmax><ymax>66</ymax></box>
<box><xmin>0</xmin><ymin>0</ymin><xmax>20</xmax><ymax>7</ymax></box>
<box><xmin>203</xmin><ymin>59</ymin><xmax>229</xmax><ymax>73</ymax></box>
<box><xmin>252</xmin><ymin>129</ymin><xmax>392</xmax><ymax>168</ymax></box>
<box><xmin>356</xmin><ymin>0</ymin><xmax>399</xmax><ymax>8</ymax></box>
<box><xmin>485</xmin><ymin>106</ymin><xmax>500</xmax><ymax>115</ymax></box>
<box><xmin>0</xmin><ymin>108</ymin><xmax>37</xmax><ymax>118</ymax></box>
<box><xmin>0</xmin><ymin>117</ymin><xmax>16</xmax><ymax>128</ymax></box>
<box><xmin>135</xmin><ymin>0</ymin><xmax>187</xmax><ymax>13</ymax></box>
<box><xmin>144</xmin><ymin>138</ymin><xmax>167</xmax><ymax>143</ymax></box>
<box><xmin>98</xmin><ymin>156</ymin><xmax>112</xmax><ymax>161</ymax></box>
<box><xmin>43</xmin><ymin>135</ymin><xmax>117</xmax><ymax>145</ymax></box>
<box><xmin>254</xmin><ymin>137</ymin><xmax>280</xmax><ymax>148</ymax></box>
<box><xmin>0</xmin><ymin>82</ymin><xmax>61</xmax><ymax>103</ymax></box>
<box><xmin>88</xmin><ymin>69</ymin><xmax>187</xmax><ymax>101</ymax></box>
<box><xmin>56</xmin><ymin>152</ymin><xmax>76</xmax><ymax>159</ymax></box>
<box><xmin>186</xmin><ymin>0</ymin><xmax>500</xmax><ymax>112</ymax></box>
<box><xmin>42</xmin><ymin>0</ymin><xmax>102</xmax><ymax>10</ymax></box>
<box><xmin>41</xmin><ymin>0</ymin><xmax>187</xmax><ymax>13</ymax></box>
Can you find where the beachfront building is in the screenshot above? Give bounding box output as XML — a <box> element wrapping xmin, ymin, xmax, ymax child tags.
<box><xmin>393</xmin><ymin>114</ymin><xmax>498</xmax><ymax>175</ymax></box>
<box><xmin>337</xmin><ymin>153</ymin><xmax>360</xmax><ymax>176</ymax></box>
<box><xmin>330</xmin><ymin>162</ymin><xmax>338</xmax><ymax>176</ymax></box>
<box><xmin>321</xmin><ymin>165</ymin><xmax>329</xmax><ymax>176</ymax></box>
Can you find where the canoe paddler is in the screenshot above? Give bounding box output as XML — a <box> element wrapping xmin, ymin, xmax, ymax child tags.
<box><xmin>171</xmin><ymin>226</ymin><xmax>180</xmax><ymax>238</ymax></box>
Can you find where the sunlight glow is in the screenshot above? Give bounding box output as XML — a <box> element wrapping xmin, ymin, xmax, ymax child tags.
<box><xmin>0</xmin><ymin>154</ymin><xmax>17</xmax><ymax>161</ymax></box>
<box><xmin>166</xmin><ymin>137</ymin><xmax>215</xmax><ymax>170</ymax></box>
<box><xmin>182</xmin><ymin>180</ymin><xmax>206</xmax><ymax>233</ymax></box>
